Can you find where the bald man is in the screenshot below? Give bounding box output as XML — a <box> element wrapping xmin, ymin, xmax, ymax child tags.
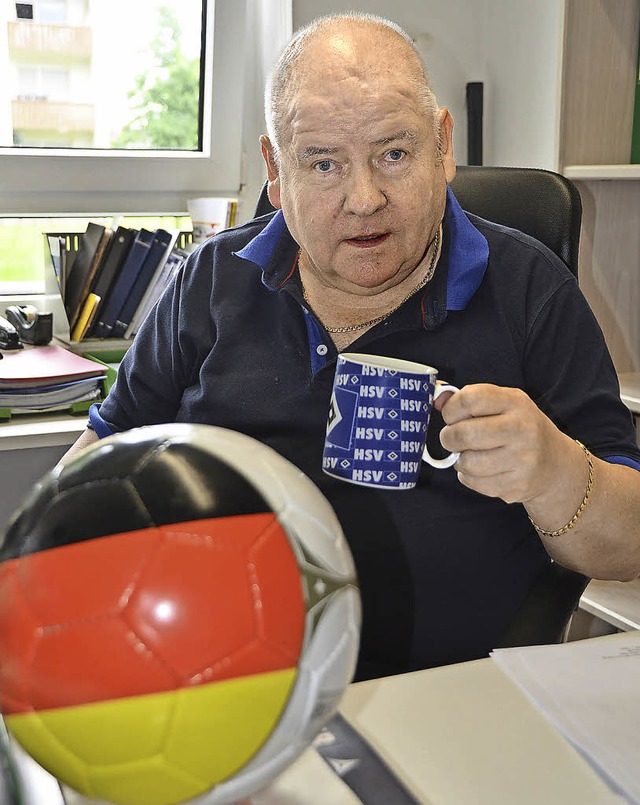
<box><xmin>64</xmin><ymin>14</ymin><xmax>640</xmax><ymax>679</ymax></box>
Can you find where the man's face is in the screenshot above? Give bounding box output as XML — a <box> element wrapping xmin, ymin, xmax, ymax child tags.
<box><xmin>262</xmin><ymin>40</ymin><xmax>455</xmax><ymax>295</ymax></box>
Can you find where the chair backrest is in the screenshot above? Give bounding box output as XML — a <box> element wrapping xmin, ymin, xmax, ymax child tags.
<box><xmin>449</xmin><ymin>165</ymin><xmax>582</xmax><ymax>278</ymax></box>
<box><xmin>496</xmin><ymin>561</ymin><xmax>589</xmax><ymax>648</ymax></box>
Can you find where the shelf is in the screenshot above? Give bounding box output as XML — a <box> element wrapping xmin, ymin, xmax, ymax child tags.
<box><xmin>53</xmin><ymin>336</ymin><xmax>132</xmax><ymax>359</ymax></box>
<box><xmin>619</xmin><ymin>372</ymin><xmax>640</xmax><ymax>415</ymax></box>
<box><xmin>563</xmin><ymin>164</ymin><xmax>640</xmax><ymax>181</ymax></box>
<box><xmin>580</xmin><ymin>578</ymin><xmax>640</xmax><ymax>632</ymax></box>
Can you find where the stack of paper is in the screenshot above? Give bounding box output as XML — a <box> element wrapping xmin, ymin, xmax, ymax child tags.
<box><xmin>491</xmin><ymin>631</ymin><xmax>640</xmax><ymax>803</ymax></box>
<box><xmin>0</xmin><ymin>345</ymin><xmax>106</xmax><ymax>414</ymax></box>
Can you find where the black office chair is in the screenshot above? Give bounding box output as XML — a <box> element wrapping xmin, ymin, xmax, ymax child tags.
<box><xmin>449</xmin><ymin>165</ymin><xmax>582</xmax><ymax>278</ymax></box>
<box><xmin>255</xmin><ymin>166</ymin><xmax>589</xmax><ymax>648</ymax></box>
<box><xmin>496</xmin><ymin>561</ymin><xmax>589</xmax><ymax>648</ymax></box>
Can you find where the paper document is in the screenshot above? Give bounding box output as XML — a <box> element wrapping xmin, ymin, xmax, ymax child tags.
<box><xmin>491</xmin><ymin>631</ymin><xmax>640</xmax><ymax>804</ymax></box>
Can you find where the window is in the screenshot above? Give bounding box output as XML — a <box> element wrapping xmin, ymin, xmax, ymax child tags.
<box><xmin>0</xmin><ymin>0</ymin><xmax>245</xmax><ymax>218</ymax></box>
<box><xmin>6</xmin><ymin>0</ymin><xmax>203</xmax><ymax>153</ymax></box>
<box><xmin>15</xmin><ymin>4</ymin><xmax>33</xmax><ymax>21</ymax></box>
<box><xmin>17</xmin><ymin>66</ymin><xmax>70</xmax><ymax>102</ymax></box>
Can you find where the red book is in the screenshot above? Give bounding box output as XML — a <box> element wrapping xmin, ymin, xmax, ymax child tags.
<box><xmin>0</xmin><ymin>346</ymin><xmax>106</xmax><ymax>389</ymax></box>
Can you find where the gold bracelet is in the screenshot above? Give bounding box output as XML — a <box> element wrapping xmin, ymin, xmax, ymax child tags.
<box><xmin>528</xmin><ymin>440</ymin><xmax>594</xmax><ymax>538</ymax></box>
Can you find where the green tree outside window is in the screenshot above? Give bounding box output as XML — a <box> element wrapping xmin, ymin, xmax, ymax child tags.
<box><xmin>112</xmin><ymin>6</ymin><xmax>200</xmax><ymax>150</ymax></box>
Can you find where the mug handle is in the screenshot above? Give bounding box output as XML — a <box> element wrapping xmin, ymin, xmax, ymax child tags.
<box><xmin>422</xmin><ymin>382</ymin><xmax>460</xmax><ymax>469</ymax></box>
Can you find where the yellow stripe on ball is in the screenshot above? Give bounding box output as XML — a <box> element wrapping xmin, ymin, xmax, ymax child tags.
<box><xmin>6</xmin><ymin>667</ymin><xmax>297</xmax><ymax>805</ymax></box>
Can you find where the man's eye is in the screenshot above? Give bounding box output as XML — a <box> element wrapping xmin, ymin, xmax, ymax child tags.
<box><xmin>386</xmin><ymin>149</ymin><xmax>406</xmax><ymax>162</ymax></box>
<box><xmin>314</xmin><ymin>159</ymin><xmax>335</xmax><ymax>173</ymax></box>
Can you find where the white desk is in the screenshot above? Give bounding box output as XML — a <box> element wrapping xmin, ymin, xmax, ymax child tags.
<box><xmin>255</xmin><ymin>643</ymin><xmax>626</xmax><ymax>804</ymax></box>
<box><xmin>11</xmin><ymin>636</ymin><xmax>630</xmax><ymax>805</ymax></box>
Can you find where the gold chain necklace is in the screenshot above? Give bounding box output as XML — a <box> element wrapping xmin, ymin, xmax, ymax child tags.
<box><xmin>300</xmin><ymin>228</ymin><xmax>441</xmax><ymax>334</ymax></box>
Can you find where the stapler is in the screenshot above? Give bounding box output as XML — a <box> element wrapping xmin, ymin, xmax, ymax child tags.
<box><xmin>0</xmin><ymin>314</ymin><xmax>23</xmax><ymax>350</ymax></box>
<box><xmin>5</xmin><ymin>305</ymin><xmax>52</xmax><ymax>346</ymax></box>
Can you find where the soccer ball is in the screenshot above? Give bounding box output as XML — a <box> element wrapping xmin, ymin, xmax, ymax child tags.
<box><xmin>0</xmin><ymin>424</ymin><xmax>361</xmax><ymax>805</ymax></box>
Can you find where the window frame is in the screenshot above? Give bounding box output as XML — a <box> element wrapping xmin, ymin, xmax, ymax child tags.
<box><xmin>0</xmin><ymin>0</ymin><xmax>246</xmax><ymax>216</ymax></box>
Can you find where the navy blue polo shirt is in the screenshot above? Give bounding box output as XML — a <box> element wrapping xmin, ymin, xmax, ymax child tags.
<box><xmin>93</xmin><ymin>188</ymin><xmax>640</xmax><ymax>678</ymax></box>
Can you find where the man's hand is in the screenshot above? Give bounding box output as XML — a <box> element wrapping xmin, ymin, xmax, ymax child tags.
<box><xmin>434</xmin><ymin>382</ymin><xmax>640</xmax><ymax>580</ymax></box>
<box><xmin>434</xmin><ymin>383</ymin><xmax>572</xmax><ymax>505</ymax></box>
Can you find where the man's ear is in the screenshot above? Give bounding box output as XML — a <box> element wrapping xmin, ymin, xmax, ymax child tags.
<box><xmin>260</xmin><ymin>135</ymin><xmax>282</xmax><ymax>209</ymax></box>
<box><xmin>436</xmin><ymin>108</ymin><xmax>456</xmax><ymax>184</ymax></box>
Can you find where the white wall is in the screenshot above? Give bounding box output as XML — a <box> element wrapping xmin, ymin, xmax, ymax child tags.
<box><xmin>481</xmin><ymin>0</ymin><xmax>564</xmax><ymax>170</ymax></box>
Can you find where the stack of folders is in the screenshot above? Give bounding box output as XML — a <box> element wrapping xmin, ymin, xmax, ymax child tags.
<box><xmin>53</xmin><ymin>223</ymin><xmax>189</xmax><ymax>344</ymax></box>
<box><xmin>0</xmin><ymin>346</ymin><xmax>107</xmax><ymax>415</ymax></box>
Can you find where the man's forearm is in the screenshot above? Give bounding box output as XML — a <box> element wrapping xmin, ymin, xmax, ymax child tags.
<box><xmin>526</xmin><ymin>448</ymin><xmax>640</xmax><ymax>581</ymax></box>
<box><xmin>56</xmin><ymin>427</ymin><xmax>100</xmax><ymax>468</ymax></box>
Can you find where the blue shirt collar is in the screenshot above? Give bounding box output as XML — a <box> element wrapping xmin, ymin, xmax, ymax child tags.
<box><xmin>236</xmin><ymin>185</ymin><xmax>489</xmax><ymax>310</ymax></box>
<box><xmin>443</xmin><ymin>185</ymin><xmax>489</xmax><ymax>310</ymax></box>
<box><xmin>235</xmin><ymin>212</ymin><xmax>296</xmax><ymax>291</ymax></box>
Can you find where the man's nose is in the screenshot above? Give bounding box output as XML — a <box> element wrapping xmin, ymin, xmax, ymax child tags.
<box><xmin>342</xmin><ymin>167</ymin><xmax>387</xmax><ymax>216</ymax></box>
